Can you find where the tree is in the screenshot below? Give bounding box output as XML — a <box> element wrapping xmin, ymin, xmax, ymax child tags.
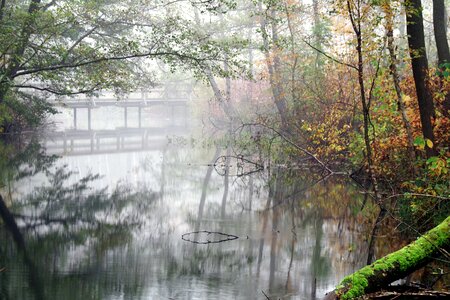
<box><xmin>381</xmin><ymin>0</ymin><xmax>416</xmax><ymax>170</ymax></box>
<box><xmin>0</xmin><ymin>0</ymin><xmax>242</xmax><ymax>132</ymax></box>
<box><xmin>345</xmin><ymin>0</ymin><xmax>385</xmax><ymax>264</ymax></box>
<box><xmin>256</xmin><ymin>0</ymin><xmax>289</xmax><ymax>130</ymax></box>
<box><xmin>405</xmin><ymin>0</ymin><xmax>437</xmax><ymax>157</ymax></box>
<box><xmin>433</xmin><ymin>0</ymin><xmax>450</xmax><ymax>117</ymax></box>
<box><xmin>433</xmin><ymin>0</ymin><xmax>450</xmax><ymax>67</ymax></box>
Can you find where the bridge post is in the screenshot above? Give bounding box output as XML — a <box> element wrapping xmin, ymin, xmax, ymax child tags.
<box><xmin>142</xmin><ymin>130</ymin><xmax>146</xmax><ymax>147</ymax></box>
<box><xmin>184</xmin><ymin>104</ymin><xmax>188</xmax><ymax>127</ymax></box>
<box><xmin>88</xmin><ymin>107</ymin><xmax>92</xmax><ymax>130</ymax></box>
<box><xmin>124</xmin><ymin>106</ymin><xmax>128</xmax><ymax>128</ymax></box>
<box><xmin>90</xmin><ymin>132</ymin><xmax>94</xmax><ymax>153</ymax></box>
<box><xmin>141</xmin><ymin>89</ymin><xmax>147</xmax><ymax>103</ymax></box>
<box><xmin>138</xmin><ymin>106</ymin><xmax>142</xmax><ymax>128</ymax></box>
<box><xmin>63</xmin><ymin>134</ymin><xmax>67</xmax><ymax>153</ymax></box>
<box><xmin>73</xmin><ymin>108</ymin><xmax>77</xmax><ymax>129</ymax></box>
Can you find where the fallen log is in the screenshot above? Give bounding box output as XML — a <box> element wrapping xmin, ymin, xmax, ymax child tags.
<box><xmin>324</xmin><ymin>216</ymin><xmax>450</xmax><ymax>300</ymax></box>
<box><xmin>363</xmin><ymin>289</ymin><xmax>450</xmax><ymax>299</ymax></box>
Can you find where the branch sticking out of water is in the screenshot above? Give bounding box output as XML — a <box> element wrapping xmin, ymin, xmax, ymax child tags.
<box><xmin>238</xmin><ymin>122</ymin><xmax>347</xmax><ymax>176</ymax></box>
<box><xmin>181</xmin><ymin>230</ymin><xmax>239</xmax><ymax>244</ymax></box>
<box><xmin>261</xmin><ymin>290</ymin><xmax>271</xmax><ymax>300</ymax></box>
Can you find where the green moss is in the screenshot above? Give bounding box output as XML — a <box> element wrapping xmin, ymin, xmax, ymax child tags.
<box><xmin>336</xmin><ymin>216</ymin><xmax>450</xmax><ymax>299</ymax></box>
<box><xmin>338</xmin><ymin>266</ymin><xmax>375</xmax><ymax>300</ymax></box>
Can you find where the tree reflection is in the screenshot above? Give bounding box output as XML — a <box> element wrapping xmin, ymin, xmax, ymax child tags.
<box><xmin>0</xmin><ymin>141</ymin><xmax>158</xmax><ymax>300</ymax></box>
<box><xmin>0</xmin><ymin>138</ymin><xmax>373</xmax><ymax>300</ymax></box>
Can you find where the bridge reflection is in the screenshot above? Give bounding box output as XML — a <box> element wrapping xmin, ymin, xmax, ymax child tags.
<box><xmin>44</xmin><ymin>126</ymin><xmax>188</xmax><ymax>156</ymax></box>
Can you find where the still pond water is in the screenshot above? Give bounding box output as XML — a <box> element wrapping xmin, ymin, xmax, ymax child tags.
<box><xmin>1</xmin><ymin>105</ymin><xmax>370</xmax><ymax>300</ymax></box>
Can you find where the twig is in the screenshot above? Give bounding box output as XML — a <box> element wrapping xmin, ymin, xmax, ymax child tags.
<box><xmin>262</xmin><ymin>290</ymin><xmax>271</xmax><ymax>300</ymax></box>
<box><xmin>302</xmin><ymin>39</ymin><xmax>358</xmax><ymax>71</ymax></box>
<box><xmin>181</xmin><ymin>231</ymin><xmax>239</xmax><ymax>244</ymax></box>
<box><xmin>386</xmin><ymin>193</ymin><xmax>450</xmax><ymax>201</ymax></box>
<box><xmin>238</xmin><ymin>122</ymin><xmax>344</xmax><ymax>175</ymax></box>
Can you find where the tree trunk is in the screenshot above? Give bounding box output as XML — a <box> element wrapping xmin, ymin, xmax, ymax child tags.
<box><xmin>433</xmin><ymin>0</ymin><xmax>450</xmax><ymax>67</ymax></box>
<box><xmin>258</xmin><ymin>3</ymin><xmax>289</xmax><ymax>129</ymax></box>
<box><xmin>312</xmin><ymin>0</ymin><xmax>322</xmax><ymax>67</ymax></box>
<box><xmin>346</xmin><ymin>0</ymin><xmax>384</xmax><ymax>264</ymax></box>
<box><xmin>324</xmin><ymin>215</ymin><xmax>450</xmax><ymax>300</ymax></box>
<box><xmin>220</xmin><ymin>145</ymin><xmax>230</xmax><ymax>218</ymax></box>
<box><xmin>405</xmin><ymin>0</ymin><xmax>437</xmax><ymax>157</ymax></box>
<box><xmin>284</xmin><ymin>1</ymin><xmax>299</xmax><ymax>103</ymax></box>
<box><xmin>382</xmin><ymin>0</ymin><xmax>416</xmax><ymax>171</ymax></box>
<box><xmin>432</xmin><ymin>0</ymin><xmax>450</xmax><ymax>117</ymax></box>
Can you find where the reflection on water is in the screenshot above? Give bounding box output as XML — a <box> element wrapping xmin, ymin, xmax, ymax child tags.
<box><xmin>1</xmin><ymin>109</ymin><xmax>370</xmax><ymax>300</ymax></box>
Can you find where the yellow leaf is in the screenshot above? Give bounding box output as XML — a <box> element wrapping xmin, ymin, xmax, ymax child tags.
<box><xmin>426</xmin><ymin>139</ymin><xmax>433</xmax><ymax>148</ymax></box>
<box><xmin>402</xmin><ymin>94</ymin><xmax>412</xmax><ymax>104</ymax></box>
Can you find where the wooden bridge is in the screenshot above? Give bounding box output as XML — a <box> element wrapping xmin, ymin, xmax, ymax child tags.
<box><xmin>41</xmin><ymin>82</ymin><xmax>193</xmax><ymax>155</ymax></box>
<box><xmin>52</xmin><ymin>83</ymin><xmax>193</xmax><ymax>130</ymax></box>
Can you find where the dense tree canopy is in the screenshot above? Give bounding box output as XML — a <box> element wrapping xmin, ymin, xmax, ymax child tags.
<box><xmin>0</xmin><ymin>0</ymin><xmax>245</xmax><ymax>131</ymax></box>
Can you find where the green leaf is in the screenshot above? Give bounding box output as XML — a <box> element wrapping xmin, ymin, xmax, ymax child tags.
<box><xmin>413</xmin><ymin>136</ymin><xmax>425</xmax><ymax>149</ymax></box>
<box><xmin>426</xmin><ymin>157</ymin><xmax>438</xmax><ymax>164</ymax></box>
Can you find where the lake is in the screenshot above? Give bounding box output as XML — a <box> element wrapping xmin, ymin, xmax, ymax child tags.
<box><xmin>0</xmin><ymin>104</ymin><xmax>371</xmax><ymax>300</ymax></box>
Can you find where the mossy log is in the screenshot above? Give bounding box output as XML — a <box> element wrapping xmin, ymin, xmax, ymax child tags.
<box><xmin>324</xmin><ymin>216</ymin><xmax>450</xmax><ymax>300</ymax></box>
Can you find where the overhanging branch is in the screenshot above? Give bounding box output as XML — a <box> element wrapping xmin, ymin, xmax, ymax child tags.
<box><xmin>13</xmin><ymin>84</ymin><xmax>102</xmax><ymax>96</ymax></box>
<box><xmin>11</xmin><ymin>50</ymin><xmax>209</xmax><ymax>79</ymax></box>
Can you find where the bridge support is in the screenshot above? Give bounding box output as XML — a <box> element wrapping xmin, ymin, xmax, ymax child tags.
<box><xmin>73</xmin><ymin>108</ymin><xmax>77</xmax><ymax>129</ymax></box>
<box><xmin>124</xmin><ymin>107</ymin><xmax>128</xmax><ymax>128</ymax></box>
<box><xmin>62</xmin><ymin>134</ymin><xmax>67</xmax><ymax>153</ymax></box>
<box><xmin>90</xmin><ymin>132</ymin><xmax>94</xmax><ymax>153</ymax></box>
<box><xmin>138</xmin><ymin>106</ymin><xmax>142</xmax><ymax>128</ymax></box>
<box><xmin>142</xmin><ymin>130</ymin><xmax>147</xmax><ymax>147</ymax></box>
<box><xmin>88</xmin><ymin>107</ymin><xmax>92</xmax><ymax>131</ymax></box>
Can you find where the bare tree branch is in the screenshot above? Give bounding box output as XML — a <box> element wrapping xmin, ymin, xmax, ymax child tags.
<box><xmin>302</xmin><ymin>39</ymin><xmax>358</xmax><ymax>71</ymax></box>
<box><xmin>10</xmin><ymin>50</ymin><xmax>209</xmax><ymax>79</ymax></box>
<box><xmin>13</xmin><ymin>84</ymin><xmax>102</xmax><ymax>96</ymax></box>
<box><xmin>238</xmin><ymin>122</ymin><xmax>347</xmax><ymax>175</ymax></box>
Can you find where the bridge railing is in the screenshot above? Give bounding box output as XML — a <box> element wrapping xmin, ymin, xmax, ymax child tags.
<box><xmin>17</xmin><ymin>81</ymin><xmax>193</xmax><ymax>105</ymax></box>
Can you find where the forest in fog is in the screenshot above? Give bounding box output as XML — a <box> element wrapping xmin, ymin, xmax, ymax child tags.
<box><xmin>0</xmin><ymin>0</ymin><xmax>449</xmax><ymax>299</ymax></box>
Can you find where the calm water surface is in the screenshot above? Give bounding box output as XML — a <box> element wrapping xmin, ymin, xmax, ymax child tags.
<box><xmin>0</xmin><ymin>106</ymin><xmax>370</xmax><ymax>300</ymax></box>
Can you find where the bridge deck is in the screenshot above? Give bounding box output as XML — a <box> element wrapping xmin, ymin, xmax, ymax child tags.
<box><xmin>56</xmin><ymin>98</ymin><xmax>188</xmax><ymax>108</ymax></box>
